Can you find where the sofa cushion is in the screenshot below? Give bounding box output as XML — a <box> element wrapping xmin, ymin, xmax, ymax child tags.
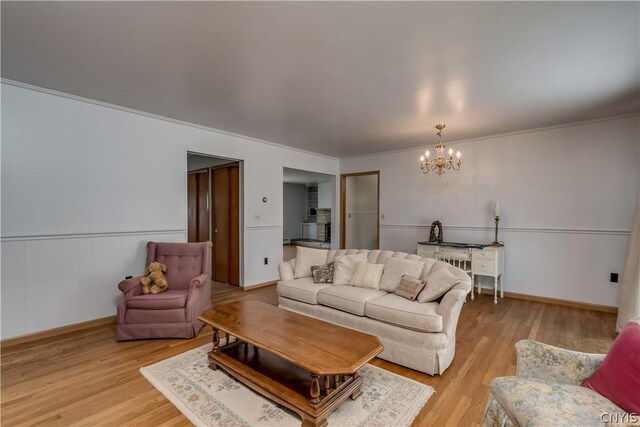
<box><xmin>365</xmin><ymin>294</ymin><xmax>443</xmax><ymax>332</ymax></box>
<box><xmin>489</xmin><ymin>376</ymin><xmax>625</xmax><ymax>427</ymax></box>
<box><xmin>380</xmin><ymin>258</ymin><xmax>425</xmax><ymax>292</ymax></box>
<box><xmin>125</xmin><ymin>290</ymin><xmax>189</xmax><ymax>310</ymax></box>
<box><xmin>278</xmin><ymin>278</ymin><xmax>331</xmax><ymax>305</ymax></box>
<box><xmin>350</xmin><ymin>262</ymin><xmax>384</xmax><ymax>289</ymax></box>
<box><xmin>333</xmin><ymin>253</ymin><xmax>368</xmax><ymax>285</ymax></box>
<box><xmin>417</xmin><ymin>265</ymin><xmax>462</xmax><ymax>303</ymax></box>
<box><xmin>294</xmin><ymin>247</ymin><xmax>329</xmax><ymax>279</ymax></box>
<box><xmin>317</xmin><ymin>285</ymin><xmax>387</xmax><ymax>316</ymax></box>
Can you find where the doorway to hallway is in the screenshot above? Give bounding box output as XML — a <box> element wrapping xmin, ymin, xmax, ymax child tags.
<box><xmin>187</xmin><ymin>153</ymin><xmax>241</xmax><ymax>286</ymax></box>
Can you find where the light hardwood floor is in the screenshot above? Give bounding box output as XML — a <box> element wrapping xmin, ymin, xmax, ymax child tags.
<box><xmin>1</xmin><ymin>284</ymin><xmax>616</xmax><ymax>427</ymax></box>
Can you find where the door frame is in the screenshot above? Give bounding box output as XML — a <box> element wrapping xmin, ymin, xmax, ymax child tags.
<box><xmin>186</xmin><ymin>151</ymin><xmax>243</xmax><ymax>286</ymax></box>
<box><xmin>340</xmin><ymin>171</ymin><xmax>380</xmax><ymax>249</ymax></box>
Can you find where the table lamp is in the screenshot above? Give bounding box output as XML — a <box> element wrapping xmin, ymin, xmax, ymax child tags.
<box><xmin>490</xmin><ymin>202</ymin><xmax>504</xmax><ymax>246</ymax></box>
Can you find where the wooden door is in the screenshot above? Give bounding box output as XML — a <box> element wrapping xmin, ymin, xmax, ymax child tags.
<box><xmin>211</xmin><ymin>163</ymin><xmax>240</xmax><ymax>285</ymax></box>
<box><xmin>187</xmin><ymin>170</ymin><xmax>209</xmax><ymax>243</ymax></box>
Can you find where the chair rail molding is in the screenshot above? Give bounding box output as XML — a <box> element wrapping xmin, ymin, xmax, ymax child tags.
<box><xmin>0</xmin><ymin>229</ymin><xmax>187</xmax><ymax>242</ymax></box>
<box><xmin>380</xmin><ymin>223</ymin><xmax>630</xmax><ymax>236</ymax></box>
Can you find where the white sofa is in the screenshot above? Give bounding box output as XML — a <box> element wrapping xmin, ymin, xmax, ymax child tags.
<box><xmin>277</xmin><ymin>249</ymin><xmax>472</xmax><ymax>375</ymax></box>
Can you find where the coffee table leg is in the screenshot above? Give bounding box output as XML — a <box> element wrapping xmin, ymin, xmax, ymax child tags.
<box><xmin>350</xmin><ymin>374</ymin><xmax>362</xmax><ymax>400</ymax></box>
<box><xmin>208</xmin><ymin>328</ymin><xmax>220</xmax><ymax>371</ymax></box>
<box><xmin>310</xmin><ymin>374</ymin><xmax>321</xmax><ymax>404</ymax></box>
<box><xmin>302</xmin><ymin>416</ymin><xmax>328</xmax><ymax>427</ymax></box>
<box><xmin>212</xmin><ymin>328</ymin><xmax>220</xmax><ymax>352</ymax></box>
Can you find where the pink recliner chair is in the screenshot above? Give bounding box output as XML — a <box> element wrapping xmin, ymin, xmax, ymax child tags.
<box><xmin>117</xmin><ymin>241</ymin><xmax>212</xmax><ymax>341</ymax></box>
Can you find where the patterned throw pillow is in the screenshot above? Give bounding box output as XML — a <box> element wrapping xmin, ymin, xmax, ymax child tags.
<box><xmin>311</xmin><ymin>262</ymin><xmax>334</xmax><ymax>284</ymax></box>
<box><xmin>349</xmin><ymin>261</ymin><xmax>384</xmax><ymax>290</ymax></box>
<box><xmin>395</xmin><ymin>275</ymin><xmax>427</xmax><ymax>301</ymax></box>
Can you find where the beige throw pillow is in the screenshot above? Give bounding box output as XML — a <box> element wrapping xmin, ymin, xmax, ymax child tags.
<box><xmin>417</xmin><ymin>266</ymin><xmax>462</xmax><ymax>302</ymax></box>
<box><xmin>380</xmin><ymin>258</ymin><xmax>425</xmax><ymax>292</ymax></box>
<box><xmin>294</xmin><ymin>247</ymin><xmax>329</xmax><ymax>279</ymax></box>
<box><xmin>333</xmin><ymin>253</ymin><xmax>368</xmax><ymax>285</ymax></box>
<box><xmin>395</xmin><ymin>275</ymin><xmax>427</xmax><ymax>301</ymax></box>
<box><xmin>350</xmin><ymin>262</ymin><xmax>384</xmax><ymax>290</ymax></box>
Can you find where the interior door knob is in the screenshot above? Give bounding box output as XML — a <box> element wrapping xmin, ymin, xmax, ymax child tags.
<box><xmin>214</xmin><ymin>229</ymin><xmax>218</xmax><ymax>233</ymax></box>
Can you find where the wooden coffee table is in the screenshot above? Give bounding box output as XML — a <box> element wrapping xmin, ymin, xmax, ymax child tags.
<box><xmin>198</xmin><ymin>300</ymin><xmax>383</xmax><ymax>427</ymax></box>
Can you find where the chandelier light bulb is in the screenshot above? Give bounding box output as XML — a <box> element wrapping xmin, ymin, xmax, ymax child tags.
<box><xmin>448</xmin><ymin>147</ymin><xmax>453</xmax><ymax>156</ymax></box>
<box><xmin>456</xmin><ymin>151</ymin><xmax>461</xmax><ymax>159</ymax></box>
<box><xmin>426</xmin><ymin>150</ymin><xmax>430</xmax><ymax>158</ymax></box>
<box><xmin>420</xmin><ymin>155</ymin><xmax>425</xmax><ymax>161</ymax></box>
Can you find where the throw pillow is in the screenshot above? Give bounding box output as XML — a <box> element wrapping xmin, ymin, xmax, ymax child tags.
<box><xmin>350</xmin><ymin>262</ymin><xmax>384</xmax><ymax>290</ymax></box>
<box><xmin>395</xmin><ymin>275</ymin><xmax>427</xmax><ymax>301</ymax></box>
<box><xmin>582</xmin><ymin>320</ymin><xmax>640</xmax><ymax>414</ymax></box>
<box><xmin>379</xmin><ymin>258</ymin><xmax>425</xmax><ymax>292</ymax></box>
<box><xmin>294</xmin><ymin>247</ymin><xmax>329</xmax><ymax>279</ymax></box>
<box><xmin>417</xmin><ymin>266</ymin><xmax>461</xmax><ymax>303</ymax></box>
<box><xmin>333</xmin><ymin>253</ymin><xmax>368</xmax><ymax>285</ymax></box>
<box><xmin>311</xmin><ymin>262</ymin><xmax>334</xmax><ymax>284</ymax></box>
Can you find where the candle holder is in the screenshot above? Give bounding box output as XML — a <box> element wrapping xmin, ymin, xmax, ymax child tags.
<box><xmin>489</xmin><ymin>216</ymin><xmax>504</xmax><ymax>247</ymax></box>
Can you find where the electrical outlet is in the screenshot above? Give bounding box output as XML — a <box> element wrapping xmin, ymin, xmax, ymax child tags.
<box><xmin>255</xmin><ymin>212</ymin><xmax>261</xmax><ymax>222</ymax></box>
<box><xmin>264</xmin><ymin>257</ymin><xmax>268</xmax><ymax>265</ymax></box>
<box><xmin>610</xmin><ymin>273</ymin><xmax>618</xmax><ymax>283</ymax></box>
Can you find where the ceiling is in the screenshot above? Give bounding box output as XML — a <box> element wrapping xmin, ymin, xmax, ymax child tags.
<box><xmin>2</xmin><ymin>2</ymin><xmax>639</xmax><ymax>157</ymax></box>
<box><xmin>284</xmin><ymin>168</ymin><xmax>333</xmax><ymax>185</ymax></box>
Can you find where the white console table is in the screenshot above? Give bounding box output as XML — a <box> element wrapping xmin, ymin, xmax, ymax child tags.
<box><xmin>417</xmin><ymin>242</ymin><xmax>505</xmax><ymax>304</ymax></box>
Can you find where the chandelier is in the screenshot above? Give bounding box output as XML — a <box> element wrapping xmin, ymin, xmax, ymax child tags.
<box><xmin>419</xmin><ymin>124</ymin><xmax>461</xmax><ymax>176</ymax></box>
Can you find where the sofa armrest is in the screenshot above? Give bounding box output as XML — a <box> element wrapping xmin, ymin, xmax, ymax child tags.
<box><xmin>190</xmin><ymin>273</ymin><xmax>210</xmax><ymax>288</ymax></box>
<box><xmin>279</xmin><ymin>259</ymin><xmax>296</xmax><ymax>281</ymax></box>
<box><xmin>515</xmin><ymin>340</ymin><xmax>605</xmax><ymax>385</ymax></box>
<box><xmin>437</xmin><ymin>288</ymin><xmax>468</xmax><ymax>337</ymax></box>
<box><xmin>118</xmin><ymin>276</ymin><xmax>144</xmax><ymax>297</ymax></box>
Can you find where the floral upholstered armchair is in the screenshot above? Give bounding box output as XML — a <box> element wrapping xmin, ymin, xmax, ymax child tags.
<box><xmin>482</xmin><ymin>340</ymin><xmax>631</xmax><ymax>427</ymax></box>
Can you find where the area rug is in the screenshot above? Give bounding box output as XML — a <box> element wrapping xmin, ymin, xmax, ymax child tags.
<box><xmin>141</xmin><ymin>344</ymin><xmax>434</xmax><ymax>427</ymax></box>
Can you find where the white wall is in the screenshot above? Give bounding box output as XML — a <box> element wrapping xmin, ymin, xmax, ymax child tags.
<box><xmin>283</xmin><ymin>183</ymin><xmax>307</xmax><ymax>240</ymax></box>
<box><xmin>340</xmin><ymin>116</ymin><xmax>640</xmax><ymax>307</ymax></box>
<box><xmin>318</xmin><ymin>182</ymin><xmax>332</xmax><ymax>209</ymax></box>
<box><xmin>1</xmin><ymin>82</ymin><xmax>339</xmax><ymax>339</ymax></box>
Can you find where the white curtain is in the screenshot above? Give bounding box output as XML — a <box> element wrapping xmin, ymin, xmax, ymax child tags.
<box><xmin>616</xmin><ymin>188</ymin><xmax>640</xmax><ymax>332</ymax></box>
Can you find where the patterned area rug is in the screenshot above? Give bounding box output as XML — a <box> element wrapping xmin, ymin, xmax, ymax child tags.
<box><xmin>141</xmin><ymin>344</ymin><xmax>434</xmax><ymax>427</ymax></box>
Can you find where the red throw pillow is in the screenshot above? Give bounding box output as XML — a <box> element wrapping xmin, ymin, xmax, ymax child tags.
<box><xmin>582</xmin><ymin>320</ymin><xmax>640</xmax><ymax>413</ymax></box>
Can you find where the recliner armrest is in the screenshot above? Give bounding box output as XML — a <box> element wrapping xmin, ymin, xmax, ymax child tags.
<box><xmin>515</xmin><ymin>340</ymin><xmax>605</xmax><ymax>385</ymax></box>
<box><xmin>118</xmin><ymin>276</ymin><xmax>144</xmax><ymax>297</ymax></box>
<box><xmin>190</xmin><ymin>273</ymin><xmax>210</xmax><ymax>288</ymax></box>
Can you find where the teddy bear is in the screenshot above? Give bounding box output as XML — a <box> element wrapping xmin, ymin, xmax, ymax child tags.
<box><xmin>140</xmin><ymin>262</ymin><xmax>169</xmax><ymax>294</ymax></box>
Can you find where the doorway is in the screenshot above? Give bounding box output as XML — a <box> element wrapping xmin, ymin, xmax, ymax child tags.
<box><xmin>340</xmin><ymin>171</ymin><xmax>380</xmax><ymax>250</ymax></box>
<box><xmin>283</xmin><ymin>167</ymin><xmax>335</xmax><ymax>261</ymax></box>
<box><xmin>187</xmin><ymin>153</ymin><xmax>241</xmax><ymax>286</ymax></box>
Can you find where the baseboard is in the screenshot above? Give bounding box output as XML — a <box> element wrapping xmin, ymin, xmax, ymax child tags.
<box><xmin>503</xmin><ymin>291</ymin><xmax>618</xmax><ymax>313</ymax></box>
<box><xmin>1</xmin><ymin>315</ymin><xmax>116</xmax><ymax>348</ymax></box>
<box><xmin>242</xmin><ymin>280</ymin><xmax>277</xmax><ymax>291</ymax></box>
